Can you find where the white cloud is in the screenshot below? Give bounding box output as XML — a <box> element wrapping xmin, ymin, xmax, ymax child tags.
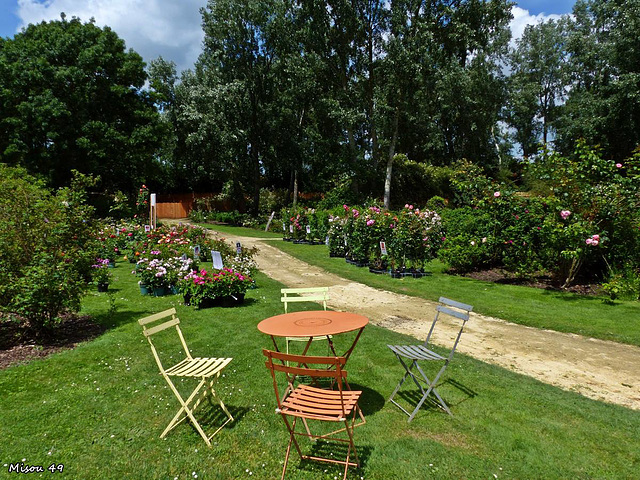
<box><xmin>509</xmin><ymin>6</ymin><xmax>563</xmax><ymax>46</ymax></box>
<box><xmin>16</xmin><ymin>0</ymin><xmax>205</xmax><ymax>74</ymax></box>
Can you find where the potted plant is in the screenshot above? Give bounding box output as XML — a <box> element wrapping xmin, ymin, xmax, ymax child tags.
<box><xmin>136</xmin><ymin>257</ymin><xmax>171</xmax><ymax>296</ymax></box>
<box><xmin>181</xmin><ymin>268</ymin><xmax>253</xmax><ymax>308</ymax></box>
<box><xmin>91</xmin><ymin>258</ymin><xmax>112</xmax><ymax>292</ymax></box>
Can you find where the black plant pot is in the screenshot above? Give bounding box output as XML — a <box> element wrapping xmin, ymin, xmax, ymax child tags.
<box><xmin>197</xmin><ymin>293</ymin><xmax>245</xmax><ymax>309</ymax></box>
<box><xmin>369</xmin><ymin>267</ymin><xmax>387</xmax><ymax>274</ymax></box>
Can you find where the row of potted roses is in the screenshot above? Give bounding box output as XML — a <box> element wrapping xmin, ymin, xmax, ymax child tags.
<box><xmin>327</xmin><ymin>204</ymin><xmax>444</xmax><ymax>272</ymax></box>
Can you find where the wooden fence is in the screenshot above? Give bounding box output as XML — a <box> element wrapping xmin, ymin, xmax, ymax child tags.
<box><xmin>155</xmin><ymin>193</ymin><xmax>244</xmax><ymax>219</ymax></box>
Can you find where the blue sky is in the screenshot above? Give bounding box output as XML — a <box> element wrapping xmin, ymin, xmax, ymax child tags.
<box><xmin>0</xmin><ymin>1</ymin><xmax>577</xmax><ymax>73</ymax></box>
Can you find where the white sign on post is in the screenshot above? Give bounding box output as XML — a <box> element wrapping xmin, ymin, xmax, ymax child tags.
<box><xmin>150</xmin><ymin>193</ymin><xmax>156</xmax><ymax>206</ymax></box>
<box><xmin>380</xmin><ymin>241</ymin><xmax>388</xmax><ymax>256</ymax></box>
<box><xmin>145</xmin><ymin>224</ymin><xmax>151</xmax><ymax>232</ymax></box>
<box><xmin>236</xmin><ymin>242</ymin><xmax>242</xmax><ymax>255</ymax></box>
<box><xmin>282</xmin><ymin>223</ymin><xmax>286</xmax><ymax>231</ymax></box>
<box><xmin>193</xmin><ymin>245</ymin><xmax>201</xmax><ymax>257</ymax></box>
<box><xmin>211</xmin><ymin>250</ymin><xmax>224</xmax><ymax>270</ymax></box>
<box><xmin>325</xmin><ymin>235</ymin><xmax>329</xmax><ymax>246</ymax></box>
<box><xmin>306</xmin><ymin>225</ymin><xmax>311</xmax><ymax>234</ymax></box>
<box><xmin>289</xmin><ymin>225</ymin><xmax>294</xmax><ymax>233</ymax></box>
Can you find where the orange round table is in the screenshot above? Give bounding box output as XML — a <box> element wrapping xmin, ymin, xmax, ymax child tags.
<box><xmin>258</xmin><ymin>310</ymin><xmax>368</xmax><ymax>359</ymax></box>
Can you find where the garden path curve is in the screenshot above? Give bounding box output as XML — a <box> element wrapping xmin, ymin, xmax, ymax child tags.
<box><xmin>185</xmin><ymin>222</ymin><xmax>640</xmax><ymax>410</ymax></box>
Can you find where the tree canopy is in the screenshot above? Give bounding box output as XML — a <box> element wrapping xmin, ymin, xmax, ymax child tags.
<box><xmin>0</xmin><ymin>15</ymin><xmax>163</xmax><ymax>192</ymax></box>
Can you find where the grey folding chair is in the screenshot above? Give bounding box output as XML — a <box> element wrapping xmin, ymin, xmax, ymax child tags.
<box><xmin>387</xmin><ymin>297</ymin><xmax>473</xmax><ymax>421</ymax></box>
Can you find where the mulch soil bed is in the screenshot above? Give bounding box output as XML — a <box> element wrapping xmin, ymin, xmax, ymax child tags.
<box><xmin>0</xmin><ymin>314</ymin><xmax>104</xmax><ymax>370</ymax></box>
<box><xmin>463</xmin><ymin>268</ymin><xmax>603</xmax><ymax>296</ymax></box>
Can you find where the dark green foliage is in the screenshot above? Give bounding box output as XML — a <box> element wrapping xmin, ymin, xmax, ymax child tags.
<box><xmin>555</xmin><ymin>0</ymin><xmax>640</xmax><ymax>161</ymax></box>
<box><xmin>506</xmin><ymin>19</ymin><xmax>568</xmax><ymax>156</ymax></box>
<box><xmin>0</xmin><ymin>16</ymin><xmax>163</xmax><ymax>193</ymax></box>
<box><xmin>0</xmin><ymin>166</ymin><xmax>98</xmax><ymax>328</ymax></box>
<box><xmin>438</xmin><ymin>207</ymin><xmax>496</xmax><ymax>273</ymax></box>
<box><xmin>390</xmin><ymin>155</ymin><xmax>453</xmax><ymax>209</ymax></box>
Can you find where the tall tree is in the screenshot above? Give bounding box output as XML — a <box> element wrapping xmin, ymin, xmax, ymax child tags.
<box><xmin>0</xmin><ymin>15</ymin><xmax>163</xmax><ymax>192</ymax></box>
<box><xmin>556</xmin><ymin>0</ymin><xmax>640</xmax><ymax>160</ymax></box>
<box><xmin>199</xmin><ymin>0</ymin><xmax>278</xmax><ymax>214</ymax></box>
<box><xmin>380</xmin><ymin>0</ymin><xmax>513</xmax><ymax>208</ymax></box>
<box><xmin>507</xmin><ymin>19</ymin><xmax>568</xmax><ymax>157</ymax></box>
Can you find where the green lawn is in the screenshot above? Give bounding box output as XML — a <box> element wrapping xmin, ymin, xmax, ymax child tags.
<box><xmin>1</xmin><ymin>259</ymin><xmax>639</xmax><ymax>479</ymax></box>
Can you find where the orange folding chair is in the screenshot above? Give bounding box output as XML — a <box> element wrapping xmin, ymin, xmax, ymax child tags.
<box><xmin>138</xmin><ymin>308</ymin><xmax>233</xmax><ymax>446</ymax></box>
<box><xmin>263</xmin><ymin>349</ymin><xmax>364</xmax><ymax>480</ymax></box>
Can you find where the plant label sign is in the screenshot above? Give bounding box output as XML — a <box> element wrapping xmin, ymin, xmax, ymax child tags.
<box><xmin>325</xmin><ymin>235</ymin><xmax>329</xmax><ymax>246</ymax></box>
<box><xmin>181</xmin><ymin>253</ymin><xmax>188</xmax><ymax>261</ymax></box>
<box><xmin>306</xmin><ymin>225</ymin><xmax>311</xmax><ymax>234</ymax></box>
<box><xmin>211</xmin><ymin>250</ymin><xmax>224</xmax><ymax>270</ymax></box>
<box><xmin>289</xmin><ymin>225</ymin><xmax>294</xmax><ymax>233</ymax></box>
<box><xmin>282</xmin><ymin>223</ymin><xmax>286</xmax><ymax>231</ymax></box>
<box><xmin>145</xmin><ymin>224</ymin><xmax>151</xmax><ymax>232</ymax></box>
<box><xmin>193</xmin><ymin>245</ymin><xmax>201</xmax><ymax>257</ymax></box>
<box><xmin>380</xmin><ymin>241</ymin><xmax>388</xmax><ymax>256</ymax></box>
<box><xmin>236</xmin><ymin>242</ymin><xmax>242</xmax><ymax>254</ymax></box>
<box><xmin>116</xmin><ymin>228</ymin><xmax>120</xmax><ymax>235</ymax></box>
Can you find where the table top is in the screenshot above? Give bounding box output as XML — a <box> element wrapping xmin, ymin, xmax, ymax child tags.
<box><xmin>258</xmin><ymin>311</ymin><xmax>369</xmax><ymax>338</ymax></box>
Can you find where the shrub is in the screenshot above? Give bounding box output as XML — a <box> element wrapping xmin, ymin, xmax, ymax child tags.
<box><xmin>0</xmin><ymin>166</ymin><xmax>98</xmax><ymax>329</ymax></box>
<box><xmin>387</xmin><ymin>205</ymin><xmax>443</xmax><ymax>270</ymax></box>
<box><xmin>602</xmin><ymin>266</ymin><xmax>640</xmax><ymax>301</ymax></box>
<box><xmin>390</xmin><ymin>155</ymin><xmax>453</xmax><ymax>208</ymax></box>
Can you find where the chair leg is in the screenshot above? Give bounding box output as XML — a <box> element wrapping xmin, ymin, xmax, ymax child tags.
<box><xmin>161</xmin><ymin>374</ymin><xmax>234</xmax><ymax>446</ymax></box>
<box><xmin>408</xmin><ymin>363</ymin><xmax>451</xmax><ymax>421</ymax></box>
<box><xmin>162</xmin><ymin>378</ymin><xmax>212</xmax><ymax>445</ymax></box>
<box><xmin>280</xmin><ymin>416</ymin><xmax>304</xmax><ymax>480</ymax></box>
<box><xmin>390</xmin><ymin>355</ymin><xmax>453</xmax><ymax>421</ymax></box>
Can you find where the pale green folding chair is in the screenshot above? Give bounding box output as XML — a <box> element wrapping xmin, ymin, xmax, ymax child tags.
<box><xmin>387</xmin><ymin>297</ymin><xmax>473</xmax><ymax>421</ymax></box>
<box><xmin>138</xmin><ymin>308</ymin><xmax>233</xmax><ymax>446</ymax></box>
<box><xmin>281</xmin><ymin>287</ymin><xmax>331</xmax><ymax>355</ymax></box>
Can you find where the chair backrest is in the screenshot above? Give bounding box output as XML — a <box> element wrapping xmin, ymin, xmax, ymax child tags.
<box><xmin>280</xmin><ymin>287</ymin><xmax>329</xmax><ymax>313</ymax></box>
<box><xmin>138</xmin><ymin>308</ymin><xmax>191</xmax><ymax>372</ymax></box>
<box><xmin>424</xmin><ymin>297</ymin><xmax>473</xmax><ymax>360</ymax></box>
<box><xmin>263</xmin><ymin>349</ymin><xmax>349</xmax><ymax>415</ymax></box>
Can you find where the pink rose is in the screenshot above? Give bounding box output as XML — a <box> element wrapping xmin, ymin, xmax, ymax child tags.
<box><xmin>586</xmin><ymin>238</ymin><xmax>594</xmax><ymax>245</ymax></box>
<box><xmin>616</xmin><ymin>163</ymin><xmax>622</xmax><ymax>168</ymax></box>
<box><xmin>560</xmin><ymin>210</ymin><xmax>571</xmax><ymax>220</ymax></box>
<box><xmin>592</xmin><ymin>234</ymin><xmax>600</xmax><ymax>241</ymax></box>
<box><xmin>494</xmin><ymin>191</ymin><xmax>500</xmax><ymax>197</ymax></box>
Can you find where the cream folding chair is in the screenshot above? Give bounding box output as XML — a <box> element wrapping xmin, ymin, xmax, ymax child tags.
<box><xmin>387</xmin><ymin>297</ymin><xmax>473</xmax><ymax>421</ymax></box>
<box><xmin>263</xmin><ymin>349</ymin><xmax>364</xmax><ymax>480</ymax></box>
<box><xmin>281</xmin><ymin>287</ymin><xmax>331</xmax><ymax>355</ymax></box>
<box><xmin>138</xmin><ymin>308</ymin><xmax>233</xmax><ymax>446</ymax></box>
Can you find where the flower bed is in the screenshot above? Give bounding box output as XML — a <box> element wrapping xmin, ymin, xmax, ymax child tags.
<box><xmin>123</xmin><ymin>223</ymin><xmax>258</xmax><ymax>298</ymax></box>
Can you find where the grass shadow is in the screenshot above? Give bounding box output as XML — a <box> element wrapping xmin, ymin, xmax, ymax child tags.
<box><xmin>294</xmin><ymin>440</ymin><xmax>374</xmax><ymax>476</ymax></box>
<box><xmin>198</xmin><ymin>404</ymin><xmax>250</xmax><ymax>433</ymax></box>
<box><xmin>348</xmin><ymin>383</ymin><xmax>386</xmax><ymax>417</ymax></box>
<box><xmin>394</xmin><ymin>377</ymin><xmax>478</xmax><ymax>416</ymax></box>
